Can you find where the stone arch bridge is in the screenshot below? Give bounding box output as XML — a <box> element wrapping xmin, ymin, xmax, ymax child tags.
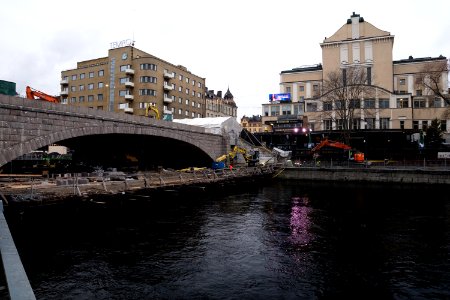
<box><xmin>0</xmin><ymin>95</ymin><xmax>228</xmax><ymax>168</ymax></box>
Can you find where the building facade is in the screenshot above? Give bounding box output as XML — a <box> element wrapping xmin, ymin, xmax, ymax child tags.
<box><xmin>240</xmin><ymin>115</ymin><xmax>264</xmax><ymax>133</ymax></box>
<box><xmin>263</xmin><ymin>12</ymin><xmax>449</xmax><ymax>134</ymax></box>
<box><xmin>60</xmin><ymin>46</ymin><xmax>207</xmax><ymax>120</ymax></box>
<box><xmin>205</xmin><ymin>88</ymin><xmax>238</xmax><ymax>118</ymax></box>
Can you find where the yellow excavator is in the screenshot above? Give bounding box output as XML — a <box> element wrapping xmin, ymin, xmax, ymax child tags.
<box><xmin>145</xmin><ymin>104</ymin><xmax>160</xmax><ymax>119</ymax></box>
<box><xmin>215</xmin><ymin>146</ymin><xmax>259</xmax><ymax>168</ymax></box>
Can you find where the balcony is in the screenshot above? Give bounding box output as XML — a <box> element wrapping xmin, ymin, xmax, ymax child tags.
<box><xmin>125</xmin><ymin>68</ymin><xmax>135</xmax><ymax>75</ymax></box>
<box><xmin>163</xmin><ymin>83</ymin><xmax>174</xmax><ymax>91</ymax></box>
<box><xmin>163</xmin><ymin>70</ymin><xmax>175</xmax><ymax>79</ymax></box>
<box><xmin>164</xmin><ymin>95</ymin><xmax>174</xmax><ymax>103</ymax></box>
<box><xmin>60</xmin><ymin>89</ymin><xmax>68</xmax><ymax>96</ymax></box>
<box><xmin>124</xmin><ymin>107</ymin><xmax>134</xmax><ymax>114</ymax></box>
<box><xmin>60</xmin><ymin>79</ymin><xmax>68</xmax><ymax>85</ymax></box>
<box><xmin>125</xmin><ymin>94</ymin><xmax>134</xmax><ymax>101</ymax></box>
<box><xmin>125</xmin><ymin>81</ymin><xmax>134</xmax><ymax>88</ymax></box>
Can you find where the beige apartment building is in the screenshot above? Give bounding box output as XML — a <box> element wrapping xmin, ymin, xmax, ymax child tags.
<box><xmin>263</xmin><ymin>12</ymin><xmax>449</xmax><ymax>134</ymax></box>
<box><xmin>240</xmin><ymin>115</ymin><xmax>264</xmax><ymax>133</ymax></box>
<box><xmin>205</xmin><ymin>88</ymin><xmax>238</xmax><ymax>118</ymax></box>
<box><xmin>60</xmin><ymin>46</ymin><xmax>207</xmax><ymax>120</ymax></box>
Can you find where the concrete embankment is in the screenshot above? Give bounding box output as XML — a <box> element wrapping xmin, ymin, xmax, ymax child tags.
<box><xmin>277</xmin><ymin>166</ymin><xmax>450</xmax><ymax>185</ymax></box>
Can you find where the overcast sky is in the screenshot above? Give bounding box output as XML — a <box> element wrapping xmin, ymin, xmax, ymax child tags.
<box><xmin>1</xmin><ymin>0</ymin><xmax>449</xmax><ymax>120</ymax></box>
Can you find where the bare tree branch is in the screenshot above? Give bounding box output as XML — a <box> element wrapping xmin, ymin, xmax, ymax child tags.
<box><xmin>417</xmin><ymin>59</ymin><xmax>450</xmax><ymax>104</ymax></box>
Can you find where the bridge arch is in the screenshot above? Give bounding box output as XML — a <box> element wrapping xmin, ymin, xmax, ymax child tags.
<box><xmin>0</xmin><ymin>95</ymin><xmax>228</xmax><ymax>168</ymax></box>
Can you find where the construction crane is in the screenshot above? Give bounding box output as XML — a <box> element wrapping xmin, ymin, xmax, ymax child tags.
<box><xmin>25</xmin><ymin>86</ymin><xmax>59</xmax><ymax>103</ymax></box>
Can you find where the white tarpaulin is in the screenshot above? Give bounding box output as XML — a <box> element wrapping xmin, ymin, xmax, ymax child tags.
<box><xmin>173</xmin><ymin>116</ymin><xmax>242</xmax><ymax>146</ymax></box>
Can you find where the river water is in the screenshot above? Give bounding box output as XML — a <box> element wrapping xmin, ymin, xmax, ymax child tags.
<box><xmin>6</xmin><ymin>180</ymin><xmax>450</xmax><ymax>299</ymax></box>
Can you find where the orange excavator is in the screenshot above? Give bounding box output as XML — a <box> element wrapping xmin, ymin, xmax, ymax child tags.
<box><xmin>311</xmin><ymin>139</ymin><xmax>365</xmax><ymax>163</ymax></box>
<box><xmin>26</xmin><ymin>86</ymin><xmax>60</xmax><ymax>103</ymax></box>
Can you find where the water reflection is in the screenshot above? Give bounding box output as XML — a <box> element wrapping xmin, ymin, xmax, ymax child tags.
<box><xmin>289</xmin><ymin>196</ymin><xmax>312</xmax><ymax>247</ymax></box>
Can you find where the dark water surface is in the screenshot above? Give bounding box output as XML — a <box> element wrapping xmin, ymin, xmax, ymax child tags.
<box><xmin>6</xmin><ymin>181</ymin><xmax>450</xmax><ymax>299</ymax></box>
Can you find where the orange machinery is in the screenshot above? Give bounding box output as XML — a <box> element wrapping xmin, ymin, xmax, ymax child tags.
<box><xmin>25</xmin><ymin>86</ymin><xmax>59</xmax><ymax>103</ymax></box>
<box><xmin>311</xmin><ymin>139</ymin><xmax>365</xmax><ymax>163</ymax></box>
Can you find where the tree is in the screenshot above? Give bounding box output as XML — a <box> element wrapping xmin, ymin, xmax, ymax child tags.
<box><xmin>425</xmin><ymin>118</ymin><xmax>445</xmax><ymax>149</ymax></box>
<box><xmin>320</xmin><ymin>67</ymin><xmax>375</xmax><ymax>144</ymax></box>
<box><xmin>416</xmin><ymin>57</ymin><xmax>449</xmax><ymax>105</ymax></box>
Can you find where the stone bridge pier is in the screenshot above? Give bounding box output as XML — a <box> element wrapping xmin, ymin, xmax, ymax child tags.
<box><xmin>0</xmin><ymin>95</ymin><xmax>228</xmax><ymax>168</ymax></box>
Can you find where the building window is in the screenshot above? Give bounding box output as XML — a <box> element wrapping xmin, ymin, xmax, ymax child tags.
<box><xmin>349</xmin><ymin>99</ymin><xmax>360</xmax><ymax>109</ymax></box>
<box><xmin>80</xmin><ymin>73</ymin><xmax>85</xmax><ymax>79</ymax></box>
<box><xmin>306</xmin><ymin>103</ymin><xmax>317</xmax><ymax>112</ymax></box>
<box><xmin>186</xmin><ymin>88</ymin><xmax>189</xmax><ymax>94</ymax></box>
<box><xmin>323</xmin><ymin>119</ymin><xmax>332</xmax><ymax>130</ymax></box>
<box><xmin>323</xmin><ymin>101</ymin><xmax>332</xmax><ymax>111</ymax></box>
<box><xmin>430</xmin><ymin>98</ymin><xmax>442</xmax><ymax>108</ymax></box>
<box><xmin>178</xmin><ymin>108</ymin><xmax>182</xmax><ymax>115</ymax></box>
<box><xmin>352</xmin><ymin>119</ymin><xmax>360</xmax><ymax>130</ymax></box>
<box><xmin>89</xmin><ymin>72</ymin><xmax>94</xmax><ymax>78</ymax></box>
<box><xmin>379</xmin><ymin>99</ymin><xmax>389</xmax><ymax>109</ymax></box>
<box><xmin>140</xmin><ymin>63</ymin><xmax>157</xmax><ymax>71</ymax></box>
<box><xmin>422</xmin><ymin>120</ymin><xmax>428</xmax><ymax>130</ymax></box>
<box><xmin>413</xmin><ymin>121</ymin><xmax>419</xmax><ymax>130</ymax></box>
<box><xmin>88</xmin><ymin>95</ymin><xmax>94</xmax><ymax>102</ymax></box>
<box><xmin>399</xmin><ymin>78</ymin><xmax>406</xmax><ymax>85</ymax></box>
<box><xmin>185</xmin><ymin>99</ymin><xmax>189</xmax><ymax>105</ymax></box>
<box><xmin>400</xmin><ymin>120</ymin><xmax>405</xmax><ymax>130</ymax></box>
<box><xmin>416</xmin><ymin>89</ymin><xmax>422</xmax><ymax>96</ymax></box>
<box><xmin>365</xmin><ymin>118</ymin><xmax>375</xmax><ymax>129</ymax></box>
<box><xmin>79</xmin><ymin>85</ymin><xmax>84</xmax><ymax>91</ymax></box>
<box><xmin>179</xmin><ymin>75</ymin><xmax>183</xmax><ymax>81</ymax></box>
<box><xmin>79</xmin><ymin>96</ymin><xmax>85</xmax><ymax>102</ymax></box>
<box><xmin>336</xmin><ymin>119</ymin><xmax>345</xmax><ymax>130</ymax></box>
<box><xmin>379</xmin><ymin>118</ymin><xmax>389</xmax><ymax>129</ymax></box>
<box><xmin>97</xmin><ymin>94</ymin><xmax>104</xmax><ymax>101</ymax></box>
<box><xmin>71</xmin><ymin>75</ymin><xmax>77</xmax><ymax>80</ymax></box>
<box><xmin>270</xmin><ymin>105</ymin><xmax>280</xmax><ymax>116</ymax></box>
<box><xmin>140</xmin><ymin>76</ymin><xmax>157</xmax><ymax>83</ymax></box>
<box><xmin>364</xmin><ymin>99</ymin><xmax>375</xmax><ymax>109</ymax></box>
<box><xmin>139</xmin><ymin>89</ymin><xmax>157</xmax><ymax>96</ymax></box>
<box><xmin>70</xmin><ymin>97</ymin><xmax>76</xmax><ymax>103</ymax></box>
<box><xmin>313</xmin><ymin>84</ymin><xmax>319</xmax><ymax>91</ymax></box>
<box><xmin>282</xmin><ymin>105</ymin><xmax>291</xmax><ymax>115</ymax></box>
<box><xmin>299</xmin><ymin>86</ymin><xmax>304</xmax><ymax>92</ymax></box>
<box><xmin>186</xmin><ymin>78</ymin><xmax>189</xmax><ymax>83</ymax></box>
<box><xmin>98</xmin><ymin>82</ymin><xmax>104</xmax><ymax>88</ymax></box>
<box><xmin>263</xmin><ymin>106</ymin><xmax>269</xmax><ymax>117</ymax></box>
<box><xmin>397</xmin><ymin>98</ymin><xmax>408</xmax><ymax>108</ymax></box>
<box><xmin>98</xmin><ymin>70</ymin><xmax>104</xmax><ymax>77</ymax></box>
<box><xmin>413</xmin><ymin>98</ymin><xmax>426</xmax><ymax>108</ymax></box>
<box><xmin>367</xmin><ymin>67</ymin><xmax>372</xmax><ymax>85</ymax></box>
<box><xmin>185</xmin><ymin>110</ymin><xmax>189</xmax><ymax>116</ymax></box>
<box><xmin>88</xmin><ymin>83</ymin><xmax>94</xmax><ymax>90</ymax></box>
<box><xmin>285</xmin><ymin>86</ymin><xmax>291</xmax><ymax>93</ymax></box>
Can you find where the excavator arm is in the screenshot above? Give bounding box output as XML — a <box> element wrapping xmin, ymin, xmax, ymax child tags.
<box><xmin>26</xmin><ymin>86</ymin><xmax>59</xmax><ymax>103</ymax></box>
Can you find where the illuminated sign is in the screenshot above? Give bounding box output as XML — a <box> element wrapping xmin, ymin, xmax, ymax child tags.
<box><xmin>269</xmin><ymin>93</ymin><xmax>291</xmax><ymax>102</ymax></box>
<box><xmin>110</xmin><ymin>39</ymin><xmax>134</xmax><ymax>49</ymax></box>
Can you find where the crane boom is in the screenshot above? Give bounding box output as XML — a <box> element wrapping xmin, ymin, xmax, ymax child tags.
<box><xmin>26</xmin><ymin>86</ymin><xmax>59</xmax><ymax>103</ymax></box>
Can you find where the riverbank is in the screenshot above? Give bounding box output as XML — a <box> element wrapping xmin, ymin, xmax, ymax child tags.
<box><xmin>0</xmin><ymin>165</ymin><xmax>275</xmax><ymax>209</ymax></box>
<box><xmin>277</xmin><ymin>165</ymin><xmax>450</xmax><ymax>185</ymax></box>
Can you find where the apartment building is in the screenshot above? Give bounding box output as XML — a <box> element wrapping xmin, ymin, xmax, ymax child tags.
<box><xmin>60</xmin><ymin>46</ymin><xmax>206</xmax><ymax>120</ymax></box>
<box><xmin>240</xmin><ymin>115</ymin><xmax>264</xmax><ymax>133</ymax></box>
<box><xmin>264</xmin><ymin>12</ymin><xmax>449</xmax><ymax>134</ymax></box>
<box><xmin>205</xmin><ymin>88</ymin><xmax>238</xmax><ymax>118</ymax></box>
